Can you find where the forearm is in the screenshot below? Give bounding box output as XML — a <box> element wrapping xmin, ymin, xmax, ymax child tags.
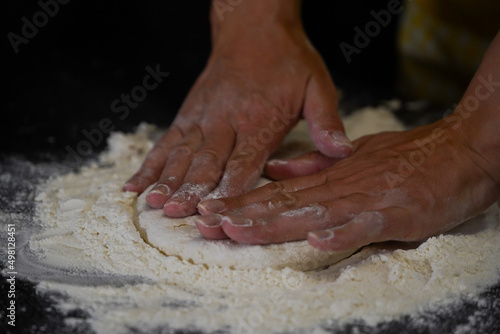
<box><xmin>209</xmin><ymin>0</ymin><xmax>302</xmax><ymax>45</ymax></box>
<box><xmin>447</xmin><ymin>31</ymin><xmax>500</xmax><ymax>184</ymax></box>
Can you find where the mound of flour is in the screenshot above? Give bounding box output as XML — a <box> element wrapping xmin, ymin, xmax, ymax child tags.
<box><xmin>25</xmin><ymin>106</ymin><xmax>500</xmax><ymax>334</ymax></box>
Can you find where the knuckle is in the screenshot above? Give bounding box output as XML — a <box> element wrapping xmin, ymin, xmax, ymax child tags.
<box><xmin>314</xmin><ymin>171</ymin><xmax>330</xmax><ymax>185</ymax></box>
<box><xmin>135</xmin><ymin>167</ymin><xmax>156</xmax><ymax>180</ymax></box>
<box><xmin>145</xmin><ymin>147</ymin><xmax>164</xmax><ymax>161</ymax></box>
<box><xmin>270</xmin><ymin>193</ymin><xmax>298</xmax><ymax>210</ymax></box>
<box><xmin>170</xmin><ymin>145</ymin><xmax>194</xmax><ymax>157</ymax></box>
<box><xmin>158</xmin><ymin>175</ymin><xmax>179</xmax><ymax>185</ymax></box>
<box><xmin>229</xmin><ymin>151</ymin><xmax>255</xmax><ymax>166</ymax></box>
<box><xmin>225</xmin><ymin>159</ymin><xmax>243</xmax><ymax>174</ymax></box>
<box><xmin>309</xmin><ymin>202</ymin><xmax>333</xmax><ymax>220</ymax></box>
<box><xmin>264</xmin><ymin>181</ymin><xmax>285</xmax><ymax>197</ymax></box>
<box><xmin>167</xmin><ymin>124</ymin><xmax>184</xmax><ymax>136</ymax></box>
<box><xmin>194</xmin><ymin>149</ymin><xmax>218</xmax><ymax>163</ymax></box>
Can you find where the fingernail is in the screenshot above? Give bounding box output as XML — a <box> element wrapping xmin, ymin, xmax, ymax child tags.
<box><xmin>267</xmin><ymin>159</ymin><xmax>288</xmax><ymax>166</ymax></box>
<box><xmin>198</xmin><ymin>199</ymin><xmax>226</xmax><ymax>213</ymax></box>
<box><xmin>148</xmin><ymin>184</ymin><xmax>171</xmax><ymax>197</ymax></box>
<box><xmin>308</xmin><ymin>229</ymin><xmax>334</xmax><ymax>241</ymax></box>
<box><xmin>164</xmin><ymin>193</ymin><xmax>187</xmax><ymax>207</ymax></box>
<box><xmin>196</xmin><ymin>215</ymin><xmax>223</xmax><ymax>228</ymax></box>
<box><xmin>223</xmin><ymin>216</ymin><xmax>254</xmax><ymax>227</ymax></box>
<box><xmin>331</xmin><ymin>131</ymin><xmax>353</xmax><ymax>149</ymax></box>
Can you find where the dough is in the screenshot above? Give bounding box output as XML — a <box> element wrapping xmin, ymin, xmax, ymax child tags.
<box><xmin>134</xmin><ymin>107</ymin><xmax>405</xmax><ymax>271</ymax></box>
<box><xmin>135</xmin><ymin>186</ymin><xmax>356</xmax><ymax>271</ymax></box>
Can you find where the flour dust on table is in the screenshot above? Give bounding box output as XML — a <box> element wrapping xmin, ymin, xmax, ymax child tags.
<box><xmin>17</xmin><ymin>104</ymin><xmax>500</xmax><ymax>334</ymax></box>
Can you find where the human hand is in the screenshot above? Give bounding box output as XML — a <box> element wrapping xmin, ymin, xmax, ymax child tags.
<box><xmin>123</xmin><ymin>2</ymin><xmax>351</xmax><ymax>217</ymax></box>
<box><xmin>195</xmin><ymin>120</ymin><xmax>500</xmax><ymax>249</ymax></box>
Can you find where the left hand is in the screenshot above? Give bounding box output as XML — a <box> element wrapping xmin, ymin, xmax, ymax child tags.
<box><xmin>123</xmin><ymin>12</ymin><xmax>350</xmax><ymax>218</ymax></box>
<box><xmin>194</xmin><ymin>120</ymin><xmax>500</xmax><ymax>251</ymax></box>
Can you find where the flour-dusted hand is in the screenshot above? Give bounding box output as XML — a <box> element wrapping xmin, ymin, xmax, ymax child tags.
<box><xmin>196</xmin><ymin>31</ymin><xmax>500</xmax><ymax>248</ymax></box>
<box><xmin>123</xmin><ymin>1</ymin><xmax>351</xmax><ymax>217</ymax></box>
<box><xmin>196</xmin><ymin>122</ymin><xmax>499</xmax><ymax>248</ymax></box>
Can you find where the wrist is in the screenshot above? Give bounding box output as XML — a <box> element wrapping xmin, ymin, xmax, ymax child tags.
<box><xmin>443</xmin><ymin>32</ymin><xmax>500</xmax><ymax>186</ymax></box>
<box><xmin>209</xmin><ymin>0</ymin><xmax>302</xmax><ymax>45</ymax></box>
<box><xmin>444</xmin><ymin>102</ymin><xmax>500</xmax><ymax>188</ymax></box>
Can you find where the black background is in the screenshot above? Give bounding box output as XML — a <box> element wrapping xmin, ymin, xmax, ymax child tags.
<box><xmin>3</xmin><ymin>0</ymin><xmax>399</xmax><ymax>156</ymax></box>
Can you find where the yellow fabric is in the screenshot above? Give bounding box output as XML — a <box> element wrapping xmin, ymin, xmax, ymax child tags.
<box><xmin>397</xmin><ymin>0</ymin><xmax>500</xmax><ymax>105</ymax></box>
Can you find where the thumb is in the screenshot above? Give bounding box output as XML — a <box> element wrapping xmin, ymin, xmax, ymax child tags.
<box><xmin>303</xmin><ymin>73</ymin><xmax>352</xmax><ymax>158</ymax></box>
<box><xmin>265</xmin><ymin>151</ymin><xmax>341</xmax><ymax>180</ymax></box>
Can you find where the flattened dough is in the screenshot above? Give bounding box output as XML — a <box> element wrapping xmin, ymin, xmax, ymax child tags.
<box><xmin>135</xmin><ymin>114</ymin><xmax>404</xmax><ymax>271</ymax></box>
<box><xmin>135</xmin><ymin>186</ymin><xmax>356</xmax><ymax>271</ymax></box>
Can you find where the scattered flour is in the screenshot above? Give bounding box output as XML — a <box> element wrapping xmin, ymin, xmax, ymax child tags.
<box><xmin>13</xmin><ymin>108</ymin><xmax>500</xmax><ymax>333</ymax></box>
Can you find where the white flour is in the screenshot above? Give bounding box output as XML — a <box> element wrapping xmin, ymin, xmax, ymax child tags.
<box><xmin>19</xmin><ymin>108</ymin><xmax>500</xmax><ymax>333</ymax></box>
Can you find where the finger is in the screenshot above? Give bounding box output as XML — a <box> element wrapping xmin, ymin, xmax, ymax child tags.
<box><xmin>195</xmin><ymin>214</ymin><xmax>228</xmax><ymax>240</ymax></box>
<box><xmin>123</xmin><ymin>127</ymin><xmax>183</xmax><ymax>193</ymax></box>
<box><xmin>197</xmin><ymin>172</ymin><xmax>328</xmax><ymax>215</ymax></box>
<box><xmin>265</xmin><ymin>151</ymin><xmax>341</xmax><ymax>180</ymax></box>
<box><xmin>303</xmin><ymin>73</ymin><xmax>352</xmax><ymax>158</ymax></box>
<box><xmin>145</xmin><ymin>147</ymin><xmax>195</xmax><ymax>208</ymax></box>
<box><xmin>308</xmin><ymin>208</ymin><xmax>412</xmax><ymax>252</ymax></box>
<box><xmin>212</xmin><ymin>193</ymin><xmax>374</xmax><ymax>244</ymax></box>
<box><xmin>219</xmin><ymin>203</ymin><xmax>332</xmax><ymax>244</ymax></box>
<box><xmin>163</xmin><ymin>127</ymin><xmax>236</xmax><ymax>217</ymax></box>
<box><xmin>228</xmin><ymin>191</ymin><xmax>370</xmax><ymax>224</ymax></box>
<box><xmin>199</xmin><ymin>101</ymin><xmax>302</xmax><ymax>204</ymax></box>
<box><xmin>145</xmin><ymin>131</ymin><xmax>203</xmax><ymax>209</ymax></box>
<box><xmin>198</xmin><ymin>131</ymin><xmax>277</xmax><ymax>209</ymax></box>
<box><xmin>218</xmin><ymin>194</ymin><xmax>373</xmax><ymax>244</ymax></box>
